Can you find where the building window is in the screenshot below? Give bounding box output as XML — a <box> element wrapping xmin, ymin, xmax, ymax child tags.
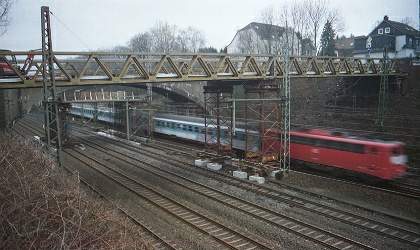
<box><xmin>385</xmin><ymin>27</ymin><xmax>390</xmax><ymax>34</ymax></box>
<box><xmin>378</xmin><ymin>28</ymin><xmax>383</xmax><ymax>34</ymax></box>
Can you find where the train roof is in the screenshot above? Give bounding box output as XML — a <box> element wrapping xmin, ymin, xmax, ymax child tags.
<box><xmin>288</xmin><ymin>129</ymin><xmax>404</xmax><ymax>147</ymax></box>
<box><xmin>154</xmin><ymin>114</ymin><xmax>258</xmax><ymax>134</ymax></box>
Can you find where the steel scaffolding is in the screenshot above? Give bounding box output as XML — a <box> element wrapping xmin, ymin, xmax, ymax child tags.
<box><xmin>203</xmin><ymin>85</ymin><xmax>233</xmax><ymax>155</ymax></box>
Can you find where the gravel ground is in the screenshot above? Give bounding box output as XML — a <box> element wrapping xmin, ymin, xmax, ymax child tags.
<box><xmin>278</xmin><ymin>170</ymin><xmax>420</xmax><ymax>221</ymax></box>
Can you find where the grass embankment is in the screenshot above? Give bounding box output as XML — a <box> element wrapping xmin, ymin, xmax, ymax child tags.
<box><xmin>0</xmin><ymin>135</ymin><xmax>151</xmax><ymax>249</ymax></box>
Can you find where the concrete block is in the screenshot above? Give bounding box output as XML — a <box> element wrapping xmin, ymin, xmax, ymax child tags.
<box><xmin>270</xmin><ymin>170</ymin><xmax>281</xmax><ymax>178</ymax></box>
<box><xmin>249</xmin><ymin>175</ymin><xmax>265</xmax><ymax>184</ymax></box>
<box><xmin>207</xmin><ymin>162</ymin><xmax>222</xmax><ymax>171</ymax></box>
<box><xmin>194</xmin><ymin>159</ymin><xmax>208</xmax><ymax>167</ymax></box>
<box><xmin>233</xmin><ymin>170</ymin><xmax>248</xmax><ymax>179</ymax></box>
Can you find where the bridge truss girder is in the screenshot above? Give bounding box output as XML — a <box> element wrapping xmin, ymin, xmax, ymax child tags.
<box><xmin>0</xmin><ymin>51</ymin><xmax>405</xmax><ymax>89</ymax></box>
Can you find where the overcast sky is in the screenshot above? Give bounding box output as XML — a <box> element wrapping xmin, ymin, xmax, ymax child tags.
<box><xmin>0</xmin><ymin>0</ymin><xmax>418</xmax><ymax>51</ymax></box>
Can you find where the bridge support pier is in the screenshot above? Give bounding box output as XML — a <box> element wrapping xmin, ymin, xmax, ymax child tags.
<box><xmin>242</xmin><ymin>81</ymin><xmax>282</xmax><ymax>164</ymax></box>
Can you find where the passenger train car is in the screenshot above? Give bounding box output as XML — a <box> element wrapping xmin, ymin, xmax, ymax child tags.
<box><xmin>154</xmin><ymin>114</ymin><xmax>260</xmax><ymax>152</ymax></box>
<box><xmin>68</xmin><ymin>105</ymin><xmax>408</xmax><ymax>180</ymax></box>
<box><xmin>70</xmin><ymin>104</ymin><xmax>122</xmax><ymax>124</ymax></box>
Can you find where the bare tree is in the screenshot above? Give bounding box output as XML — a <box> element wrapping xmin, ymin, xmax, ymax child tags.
<box><xmin>187</xmin><ymin>27</ymin><xmax>205</xmax><ymax>52</ymax></box>
<box><xmin>306</xmin><ymin>0</ymin><xmax>328</xmax><ymax>54</ymax></box>
<box><xmin>150</xmin><ymin>21</ymin><xmax>179</xmax><ymax>53</ymax></box>
<box><xmin>278</xmin><ymin>3</ymin><xmax>293</xmax><ymax>54</ymax></box>
<box><xmin>327</xmin><ymin>8</ymin><xmax>345</xmax><ymax>34</ymax></box>
<box><xmin>0</xmin><ymin>0</ymin><xmax>12</xmax><ymax>35</ymax></box>
<box><xmin>400</xmin><ymin>16</ymin><xmax>415</xmax><ymax>27</ymax></box>
<box><xmin>128</xmin><ymin>32</ymin><xmax>152</xmax><ymax>53</ymax></box>
<box><xmin>259</xmin><ymin>6</ymin><xmax>278</xmax><ymax>54</ymax></box>
<box><xmin>237</xmin><ymin>29</ymin><xmax>259</xmax><ymax>53</ymax></box>
<box><xmin>177</xmin><ymin>27</ymin><xmax>205</xmax><ymax>52</ymax></box>
<box><xmin>290</xmin><ymin>0</ymin><xmax>310</xmax><ymax>55</ymax></box>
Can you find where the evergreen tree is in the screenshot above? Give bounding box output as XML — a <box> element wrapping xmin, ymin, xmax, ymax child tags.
<box><xmin>320</xmin><ymin>20</ymin><xmax>336</xmax><ymax>56</ymax></box>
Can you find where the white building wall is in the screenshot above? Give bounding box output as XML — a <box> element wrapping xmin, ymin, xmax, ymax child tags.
<box><xmin>227</xmin><ymin>28</ymin><xmax>303</xmax><ymax>55</ymax></box>
<box><xmin>395</xmin><ymin>35</ymin><xmax>406</xmax><ymax>52</ymax></box>
<box><xmin>354</xmin><ymin>49</ymin><xmax>414</xmax><ymax>59</ymax></box>
<box><xmin>395</xmin><ymin>48</ymin><xmax>415</xmax><ymax>58</ymax></box>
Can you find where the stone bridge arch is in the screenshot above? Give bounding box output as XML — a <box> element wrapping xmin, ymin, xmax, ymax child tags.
<box><xmin>60</xmin><ymin>81</ymin><xmax>206</xmax><ymax>111</ymax></box>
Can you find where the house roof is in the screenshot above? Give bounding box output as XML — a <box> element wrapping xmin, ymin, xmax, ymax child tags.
<box><xmin>387</xmin><ymin>20</ymin><xmax>419</xmax><ymax>37</ymax></box>
<box><xmin>240</xmin><ymin>22</ymin><xmax>289</xmax><ymax>40</ymax></box>
<box><xmin>368</xmin><ymin>16</ymin><xmax>420</xmax><ymax>37</ymax></box>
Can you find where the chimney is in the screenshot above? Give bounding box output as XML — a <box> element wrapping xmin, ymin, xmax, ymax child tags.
<box><xmin>384</xmin><ymin>15</ymin><xmax>389</xmax><ymax>21</ymax></box>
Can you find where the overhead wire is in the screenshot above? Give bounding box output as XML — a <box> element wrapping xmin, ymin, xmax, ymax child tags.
<box><xmin>49</xmin><ymin>11</ymin><xmax>92</xmax><ymax>51</ymax></box>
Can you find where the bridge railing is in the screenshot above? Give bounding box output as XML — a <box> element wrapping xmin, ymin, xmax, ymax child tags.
<box><xmin>0</xmin><ymin>51</ymin><xmax>402</xmax><ymax>89</ymax></box>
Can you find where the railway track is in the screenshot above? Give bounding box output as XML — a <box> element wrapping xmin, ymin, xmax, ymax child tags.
<box><xmin>392</xmin><ymin>182</ymin><xmax>420</xmax><ymax>198</ymax></box>
<box><xmin>29</xmin><ymin>113</ymin><xmax>420</xmax><ymax>199</ymax></box>
<box><xmin>14</xmin><ymin>121</ymin><xmax>273</xmax><ymax>250</ymax></box>
<box><xmin>11</xmin><ymin>124</ymin><xmax>178</xmax><ymax>250</ymax></box>
<box><xmin>67</xmin><ymin>146</ymin><xmax>274</xmax><ymax>250</ymax></box>
<box><xmin>131</xmin><ymin>131</ymin><xmax>420</xmax><ymax>199</ymax></box>
<box><xmin>147</xmin><ymin>137</ymin><xmax>420</xmax><ymax>200</ymax></box>
<box><xmin>66</xmin><ymin>126</ymin><xmax>420</xmax><ymax>249</ymax></box>
<box><xmin>73</xmin><ymin>135</ymin><xmax>375</xmax><ymax>250</ymax></box>
<box><xmin>19</xmin><ymin>117</ymin><xmax>420</xmax><ymax>248</ymax></box>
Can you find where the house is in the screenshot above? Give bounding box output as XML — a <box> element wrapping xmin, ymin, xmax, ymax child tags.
<box><xmin>334</xmin><ymin>35</ymin><xmax>354</xmax><ymax>57</ymax></box>
<box><xmin>226</xmin><ymin>22</ymin><xmax>315</xmax><ymax>56</ymax></box>
<box><xmin>353</xmin><ymin>15</ymin><xmax>420</xmax><ymax>58</ymax></box>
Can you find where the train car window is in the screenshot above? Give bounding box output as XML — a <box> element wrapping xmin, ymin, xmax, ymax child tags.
<box><xmin>291</xmin><ymin>135</ymin><xmax>303</xmax><ymax>144</ymax></box>
<box><xmin>176</xmin><ymin>124</ymin><xmax>181</xmax><ymax>128</ymax></box>
<box><xmin>349</xmin><ymin>143</ymin><xmax>364</xmax><ymax>153</ymax></box>
<box><xmin>182</xmin><ymin>125</ymin><xmax>187</xmax><ymax>131</ymax></box>
<box><xmin>236</xmin><ymin>132</ymin><xmax>243</xmax><ymax>140</ymax></box>
<box><xmin>188</xmin><ymin>125</ymin><xmax>192</xmax><ymax>131</ymax></box>
<box><xmin>315</xmin><ymin>139</ymin><xmax>327</xmax><ymax>147</ymax></box>
<box><xmin>291</xmin><ymin>135</ymin><xmax>365</xmax><ymax>154</ymax></box>
<box><xmin>194</xmin><ymin>126</ymin><xmax>199</xmax><ymax>132</ymax></box>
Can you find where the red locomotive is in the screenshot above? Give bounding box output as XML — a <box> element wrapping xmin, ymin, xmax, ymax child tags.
<box><xmin>263</xmin><ymin>128</ymin><xmax>408</xmax><ymax>180</ymax></box>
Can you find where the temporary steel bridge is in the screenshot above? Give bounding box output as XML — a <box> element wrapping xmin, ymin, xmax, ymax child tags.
<box><xmin>0</xmin><ymin>50</ymin><xmax>404</xmax><ymax>89</ymax></box>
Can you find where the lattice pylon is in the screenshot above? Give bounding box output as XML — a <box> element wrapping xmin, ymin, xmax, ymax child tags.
<box><xmin>41</xmin><ymin>6</ymin><xmax>63</xmax><ymax>166</ymax></box>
